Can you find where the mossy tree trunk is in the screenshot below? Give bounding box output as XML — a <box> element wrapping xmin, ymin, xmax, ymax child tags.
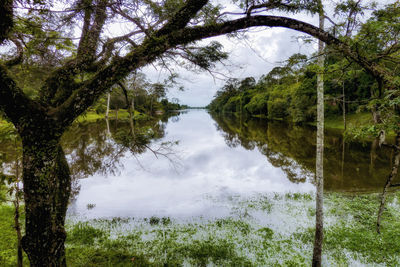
<box><xmin>19</xmin><ymin>124</ymin><xmax>70</xmax><ymax>266</ymax></box>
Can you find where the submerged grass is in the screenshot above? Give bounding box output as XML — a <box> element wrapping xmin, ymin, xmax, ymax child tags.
<box><xmin>1</xmin><ymin>190</ymin><xmax>400</xmax><ymax>266</ymax></box>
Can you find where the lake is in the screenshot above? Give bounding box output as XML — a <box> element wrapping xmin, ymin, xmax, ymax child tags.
<box><xmin>60</xmin><ymin>109</ymin><xmax>396</xmax><ymax>219</ymax></box>
<box><xmin>2</xmin><ymin>109</ymin><xmax>400</xmax><ymax>265</ymax></box>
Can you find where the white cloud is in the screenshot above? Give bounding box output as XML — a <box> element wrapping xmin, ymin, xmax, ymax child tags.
<box><xmin>140</xmin><ymin>0</ymin><xmax>395</xmax><ymax>107</ymax></box>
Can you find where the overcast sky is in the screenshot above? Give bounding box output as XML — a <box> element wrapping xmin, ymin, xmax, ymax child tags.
<box><xmin>5</xmin><ymin>0</ymin><xmax>392</xmax><ymax>107</ymax></box>
<box><xmin>141</xmin><ymin>0</ymin><xmax>393</xmax><ymax>107</ymax></box>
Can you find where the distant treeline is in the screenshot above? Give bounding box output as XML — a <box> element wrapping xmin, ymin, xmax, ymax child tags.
<box><xmin>207</xmin><ymin>2</ymin><xmax>400</xmax><ymax>125</ymax></box>
<box><xmin>91</xmin><ymin>72</ymin><xmax>188</xmax><ymax>116</ymax></box>
<box><xmin>207</xmin><ymin>51</ymin><xmax>377</xmax><ymax>124</ymax></box>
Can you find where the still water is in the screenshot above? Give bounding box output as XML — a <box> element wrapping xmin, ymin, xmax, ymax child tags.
<box><xmin>60</xmin><ymin>109</ymin><xmax>396</xmax><ymax>219</ymax></box>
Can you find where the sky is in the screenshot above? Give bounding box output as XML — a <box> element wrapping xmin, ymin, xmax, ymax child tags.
<box><xmin>4</xmin><ymin>0</ymin><xmax>393</xmax><ymax>107</ymax></box>
<box><xmin>143</xmin><ymin>7</ymin><xmax>319</xmax><ymax>107</ymax></box>
<box><xmin>144</xmin><ymin>27</ymin><xmax>316</xmax><ymax>107</ymax></box>
<box><xmin>141</xmin><ymin>0</ymin><xmax>394</xmax><ymax>107</ymax></box>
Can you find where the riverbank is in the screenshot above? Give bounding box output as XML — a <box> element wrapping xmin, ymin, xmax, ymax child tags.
<box><xmin>226</xmin><ymin>111</ymin><xmax>387</xmax><ymax>141</ymax></box>
<box><xmin>1</xmin><ymin>188</ymin><xmax>399</xmax><ymax>266</ymax></box>
<box><xmin>0</xmin><ymin>109</ymin><xmax>151</xmax><ymax>135</ymax></box>
<box><xmin>75</xmin><ymin>109</ymin><xmax>151</xmax><ymax>123</ymax></box>
<box><xmin>250</xmin><ymin>112</ymin><xmax>374</xmax><ymax>131</ymax></box>
<box><xmin>320</xmin><ymin>112</ymin><xmax>373</xmax><ymax>131</ymax></box>
<box><xmin>0</xmin><ymin>110</ymin><xmax>377</xmax><ymax>138</ymax></box>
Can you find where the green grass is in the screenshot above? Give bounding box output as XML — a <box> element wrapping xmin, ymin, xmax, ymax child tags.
<box><xmin>324</xmin><ymin>112</ymin><xmax>373</xmax><ymax>130</ymax></box>
<box><xmin>0</xmin><ymin>186</ymin><xmax>28</xmax><ymax>267</ymax></box>
<box><xmin>75</xmin><ymin>110</ymin><xmax>131</xmax><ymax>123</ymax></box>
<box><xmin>0</xmin><ymin>120</ymin><xmax>13</xmax><ymax>132</ymax></box>
<box><xmin>74</xmin><ymin>109</ymin><xmax>153</xmax><ymax>123</ymax></box>
<box><xmin>0</xmin><ymin>109</ymin><xmax>149</xmax><ymax>129</ymax></box>
<box><xmin>1</xmin><ymin>185</ymin><xmax>400</xmax><ymax>266</ymax></box>
<box><xmin>0</xmin><ymin>205</ymin><xmax>22</xmax><ymax>267</ymax></box>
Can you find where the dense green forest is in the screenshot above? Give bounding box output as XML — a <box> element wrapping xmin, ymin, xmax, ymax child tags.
<box><xmin>208</xmin><ymin>4</ymin><xmax>400</xmax><ymax>128</ymax></box>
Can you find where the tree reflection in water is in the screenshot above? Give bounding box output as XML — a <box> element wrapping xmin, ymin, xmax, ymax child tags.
<box><xmin>1</xmin><ymin>110</ymin><xmax>400</xmax><ymax>209</ymax></box>
<box><xmin>0</xmin><ymin>112</ymin><xmax>182</xmax><ymax>201</ymax></box>
<box><xmin>210</xmin><ymin>112</ymin><xmax>400</xmax><ymax>192</ymax></box>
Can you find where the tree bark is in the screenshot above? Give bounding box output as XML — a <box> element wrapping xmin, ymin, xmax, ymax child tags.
<box><xmin>0</xmin><ymin>0</ymin><xmax>13</xmax><ymax>44</ymax></box>
<box><xmin>312</xmin><ymin>3</ymin><xmax>325</xmax><ymax>266</ymax></box>
<box><xmin>377</xmin><ymin>133</ymin><xmax>400</xmax><ymax>233</ymax></box>
<box><xmin>20</xmin><ymin>133</ymin><xmax>71</xmax><ymax>267</ymax></box>
<box><xmin>119</xmin><ymin>82</ymin><xmax>135</xmax><ymax>134</ymax></box>
<box><xmin>106</xmin><ymin>92</ymin><xmax>111</xmax><ymax>119</ymax></box>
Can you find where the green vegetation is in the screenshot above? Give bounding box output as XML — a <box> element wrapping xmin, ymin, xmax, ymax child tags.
<box><xmin>0</xmin><ymin>186</ymin><xmax>27</xmax><ymax>267</ymax></box>
<box><xmin>211</xmin><ymin>112</ymin><xmax>399</xmax><ymax>192</ymax></box>
<box><xmin>319</xmin><ymin>112</ymin><xmax>372</xmax><ymax>130</ymax></box>
<box><xmin>208</xmin><ymin>3</ymin><xmax>400</xmax><ymax>139</ymax></box>
<box><xmin>207</xmin><ymin>51</ymin><xmax>377</xmax><ymax>129</ymax></box>
<box><xmin>2</xmin><ymin>183</ymin><xmax>400</xmax><ymax>266</ymax></box>
<box><xmin>75</xmin><ymin>110</ymin><xmax>130</xmax><ymax>123</ymax></box>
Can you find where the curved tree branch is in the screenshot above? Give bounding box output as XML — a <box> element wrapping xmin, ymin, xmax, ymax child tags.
<box><xmin>39</xmin><ymin>0</ymin><xmax>108</xmax><ymax>107</ymax></box>
<box><xmin>0</xmin><ymin>0</ymin><xmax>13</xmax><ymax>44</ymax></box>
<box><xmin>0</xmin><ymin>64</ymin><xmax>44</xmax><ymax>127</ymax></box>
<box><xmin>54</xmin><ymin>14</ymin><xmax>393</xmax><ymax>128</ymax></box>
<box><xmin>155</xmin><ymin>0</ymin><xmax>208</xmax><ymax>37</ymax></box>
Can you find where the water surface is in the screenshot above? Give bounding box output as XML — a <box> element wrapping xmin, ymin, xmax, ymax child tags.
<box><xmin>60</xmin><ymin>110</ymin><xmax>397</xmax><ymax>219</ymax></box>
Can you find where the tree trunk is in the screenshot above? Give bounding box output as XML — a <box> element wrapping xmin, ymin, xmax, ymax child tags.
<box><xmin>312</xmin><ymin>3</ymin><xmax>325</xmax><ymax>266</ymax></box>
<box><xmin>106</xmin><ymin>92</ymin><xmax>111</xmax><ymax>119</ymax></box>
<box><xmin>377</xmin><ymin>133</ymin><xmax>400</xmax><ymax>233</ymax></box>
<box><xmin>119</xmin><ymin>82</ymin><xmax>135</xmax><ymax>134</ymax></box>
<box><xmin>20</xmin><ymin>134</ymin><xmax>71</xmax><ymax>267</ymax></box>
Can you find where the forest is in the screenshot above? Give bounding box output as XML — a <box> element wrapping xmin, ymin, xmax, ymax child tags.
<box><xmin>0</xmin><ymin>0</ymin><xmax>400</xmax><ymax>266</ymax></box>
<box><xmin>208</xmin><ymin>2</ymin><xmax>400</xmax><ymax>129</ymax></box>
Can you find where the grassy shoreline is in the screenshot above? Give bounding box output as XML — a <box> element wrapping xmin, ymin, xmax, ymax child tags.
<box><xmin>319</xmin><ymin>112</ymin><xmax>373</xmax><ymax>131</ymax></box>
<box><xmin>0</xmin><ymin>109</ymin><xmax>150</xmax><ymax>133</ymax></box>
<box><xmin>0</xmin><ymin>110</ymin><xmax>377</xmax><ymax>136</ymax></box>
<box><xmin>1</xmin><ymin>188</ymin><xmax>400</xmax><ymax>266</ymax></box>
